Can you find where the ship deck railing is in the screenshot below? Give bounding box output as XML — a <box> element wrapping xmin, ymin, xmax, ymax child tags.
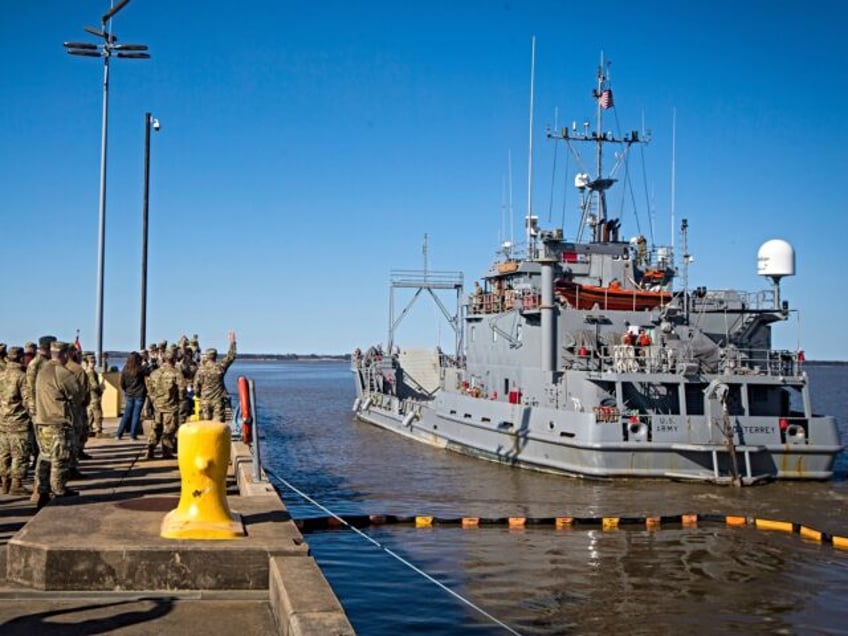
<box><xmin>572</xmin><ymin>345</ymin><xmax>804</xmax><ymax>378</ymax></box>
<box><xmin>467</xmin><ymin>287</ymin><xmax>782</xmax><ymax>315</ymax></box>
<box><xmin>390</xmin><ymin>269</ymin><xmax>464</xmax><ymax>290</ymax></box>
<box><xmin>690</xmin><ymin>288</ymin><xmax>777</xmax><ymax>312</ymax></box>
<box><xmin>470</xmin><ymin>289</ymin><xmax>542</xmax><ymax>315</ymax></box>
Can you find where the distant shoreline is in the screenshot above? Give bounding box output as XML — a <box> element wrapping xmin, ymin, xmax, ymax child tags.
<box><xmin>105</xmin><ymin>351</ymin><xmax>351</xmax><ymax>361</ymax></box>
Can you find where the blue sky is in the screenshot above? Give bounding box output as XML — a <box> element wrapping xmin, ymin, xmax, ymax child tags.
<box><xmin>1</xmin><ymin>1</ymin><xmax>846</xmax><ymax>359</ymax></box>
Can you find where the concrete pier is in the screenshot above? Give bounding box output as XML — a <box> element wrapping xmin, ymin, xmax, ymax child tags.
<box><xmin>0</xmin><ymin>418</ymin><xmax>354</xmax><ymax>635</ymax></box>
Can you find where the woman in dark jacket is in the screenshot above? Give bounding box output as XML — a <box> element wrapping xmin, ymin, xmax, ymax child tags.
<box><xmin>116</xmin><ymin>352</ymin><xmax>147</xmax><ymax>439</ymax></box>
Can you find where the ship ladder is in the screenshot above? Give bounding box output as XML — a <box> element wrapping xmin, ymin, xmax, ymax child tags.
<box><xmin>719</xmin><ymin>390</ymin><xmax>742</xmax><ymax>487</ymax></box>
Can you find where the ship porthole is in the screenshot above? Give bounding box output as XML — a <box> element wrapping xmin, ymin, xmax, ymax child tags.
<box><xmin>548</xmin><ymin>421</ymin><xmax>555</xmax><ymax>430</ymax></box>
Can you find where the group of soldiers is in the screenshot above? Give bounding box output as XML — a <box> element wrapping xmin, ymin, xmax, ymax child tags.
<box><xmin>0</xmin><ymin>337</ymin><xmax>102</xmax><ymax>510</ymax></box>
<box><xmin>140</xmin><ymin>331</ymin><xmax>237</xmax><ymax>460</ymax></box>
<box><xmin>0</xmin><ymin>331</ymin><xmax>237</xmax><ymax>510</ymax></box>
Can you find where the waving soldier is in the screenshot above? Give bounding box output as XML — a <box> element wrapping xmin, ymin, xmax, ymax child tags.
<box><xmin>194</xmin><ymin>331</ymin><xmax>237</xmax><ymax>422</ymax></box>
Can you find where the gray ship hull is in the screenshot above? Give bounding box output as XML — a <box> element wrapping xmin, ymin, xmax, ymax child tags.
<box><xmin>352</xmin><ymin>359</ymin><xmax>841</xmax><ymax>484</ymax></box>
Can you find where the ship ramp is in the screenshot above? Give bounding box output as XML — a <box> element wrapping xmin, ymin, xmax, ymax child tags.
<box><xmin>399</xmin><ymin>348</ymin><xmax>441</xmax><ymax>395</ymax></box>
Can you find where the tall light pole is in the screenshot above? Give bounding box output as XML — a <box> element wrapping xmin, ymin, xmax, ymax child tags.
<box><xmin>64</xmin><ymin>0</ymin><xmax>150</xmax><ymax>370</ymax></box>
<box><xmin>140</xmin><ymin>112</ymin><xmax>160</xmax><ymax>351</ymax></box>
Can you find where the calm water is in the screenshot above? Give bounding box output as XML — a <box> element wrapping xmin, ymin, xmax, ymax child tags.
<box><xmin>227</xmin><ymin>361</ymin><xmax>848</xmax><ymax>635</ymax></box>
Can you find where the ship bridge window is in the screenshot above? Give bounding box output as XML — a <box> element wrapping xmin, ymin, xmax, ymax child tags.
<box><xmin>726</xmin><ymin>384</ymin><xmax>744</xmax><ymax>416</ymax></box>
<box><xmin>748</xmin><ymin>385</ymin><xmax>798</xmax><ymax>417</ymax></box>
<box><xmin>685</xmin><ymin>383</ymin><xmax>707</xmax><ymax>415</ymax></box>
<box><xmin>686</xmin><ymin>383</ymin><xmax>744</xmax><ymax>416</ymax></box>
<box><xmin>622</xmin><ymin>382</ymin><xmax>681</xmax><ymax>415</ymax></box>
<box><xmin>786</xmin><ymin>385</ymin><xmax>805</xmax><ymax>416</ymax></box>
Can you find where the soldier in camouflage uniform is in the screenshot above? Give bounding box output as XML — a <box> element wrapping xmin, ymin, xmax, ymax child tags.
<box><xmin>0</xmin><ymin>347</ymin><xmax>32</xmax><ymax>496</ymax></box>
<box><xmin>194</xmin><ymin>332</ymin><xmax>237</xmax><ymax>422</ymax></box>
<box><xmin>26</xmin><ymin>336</ymin><xmax>56</xmax><ymax>418</ymax></box>
<box><xmin>145</xmin><ymin>347</ymin><xmax>186</xmax><ymax>460</ymax></box>
<box><xmin>65</xmin><ymin>347</ymin><xmax>90</xmax><ymax>471</ymax></box>
<box><xmin>26</xmin><ymin>335</ymin><xmax>56</xmax><ymax>495</ymax></box>
<box><xmin>84</xmin><ymin>352</ymin><xmax>104</xmax><ymax>438</ymax></box>
<box><xmin>23</xmin><ymin>342</ymin><xmax>37</xmax><ymax>368</ymax></box>
<box><xmin>34</xmin><ymin>341</ymin><xmax>82</xmax><ymax>508</ymax></box>
<box><xmin>179</xmin><ymin>344</ymin><xmax>198</xmax><ymax>422</ymax></box>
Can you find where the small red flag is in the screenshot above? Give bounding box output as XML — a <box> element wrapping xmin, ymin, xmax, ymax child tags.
<box><xmin>74</xmin><ymin>330</ymin><xmax>82</xmax><ymax>351</ymax></box>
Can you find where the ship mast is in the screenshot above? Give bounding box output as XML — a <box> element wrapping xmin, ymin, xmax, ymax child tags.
<box><xmin>595</xmin><ymin>52</ymin><xmax>606</xmax><ymax>240</ymax></box>
<box><xmin>547</xmin><ymin>53</ymin><xmax>649</xmax><ymax>243</ymax></box>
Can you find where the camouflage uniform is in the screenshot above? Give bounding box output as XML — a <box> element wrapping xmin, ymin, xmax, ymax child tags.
<box><xmin>142</xmin><ymin>346</ymin><xmax>159</xmax><ymax>419</ymax></box>
<box><xmin>194</xmin><ymin>340</ymin><xmax>236</xmax><ymax>422</ymax></box>
<box><xmin>0</xmin><ymin>349</ymin><xmax>32</xmax><ymax>494</ymax></box>
<box><xmin>65</xmin><ymin>353</ymin><xmax>90</xmax><ymax>464</ymax></box>
<box><xmin>84</xmin><ymin>353</ymin><xmax>104</xmax><ymax>437</ymax></box>
<box><xmin>26</xmin><ymin>336</ymin><xmax>56</xmax><ymax>492</ymax></box>
<box><xmin>145</xmin><ymin>351</ymin><xmax>186</xmax><ymax>459</ymax></box>
<box><xmin>34</xmin><ymin>343</ymin><xmax>82</xmax><ymax>498</ymax></box>
<box><xmin>26</xmin><ymin>346</ymin><xmax>52</xmax><ymax>418</ymax></box>
<box><xmin>179</xmin><ymin>348</ymin><xmax>198</xmax><ymax>420</ymax></box>
<box><xmin>0</xmin><ymin>343</ymin><xmax>7</xmax><ymax>372</ymax></box>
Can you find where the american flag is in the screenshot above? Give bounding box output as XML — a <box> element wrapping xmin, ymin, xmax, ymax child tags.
<box><xmin>599</xmin><ymin>88</ymin><xmax>613</xmax><ymax>109</ymax></box>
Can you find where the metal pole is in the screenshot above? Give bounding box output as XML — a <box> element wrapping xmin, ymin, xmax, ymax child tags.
<box><xmin>140</xmin><ymin>112</ymin><xmax>151</xmax><ymax>350</ymax></box>
<box><xmin>95</xmin><ymin>55</ymin><xmax>110</xmax><ymax>372</ymax></box>
<box><xmin>526</xmin><ymin>36</ymin><xmax>535</xmax><ymax>253</ymax></box>
<box><xmin>248</xmin><ymin>378</ymin><xmax>263</xmax><ymax>482</ymax></box>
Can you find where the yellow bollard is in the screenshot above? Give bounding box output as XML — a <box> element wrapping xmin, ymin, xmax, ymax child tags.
<box><xmin>161</xmin><ymin>420</ymin><xmax>245</xmax><ymax>539</ymax></box>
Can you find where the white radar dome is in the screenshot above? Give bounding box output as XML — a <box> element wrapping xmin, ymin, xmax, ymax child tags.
<box><xmin>757</xmin><ymin>239</ymin><xmax>795</xmax><ymax>278</ymax></box>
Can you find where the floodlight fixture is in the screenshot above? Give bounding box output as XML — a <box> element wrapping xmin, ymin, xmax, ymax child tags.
<box><xmin>63</xmin><ymin>0</ymin><xmax>150</xmax><ymax>371</ymax></box>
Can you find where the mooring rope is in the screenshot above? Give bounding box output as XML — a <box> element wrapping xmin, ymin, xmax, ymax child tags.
<box><xmin>263</xmin><ymin>466</ymin><xmax>523</xmax><ymax>636</ymax></box>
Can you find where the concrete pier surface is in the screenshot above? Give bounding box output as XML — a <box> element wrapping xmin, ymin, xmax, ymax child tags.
<box><xmin>0</xmin><ymin>418</ymin><xmax>354</xmax><ymax>635</ymax></box>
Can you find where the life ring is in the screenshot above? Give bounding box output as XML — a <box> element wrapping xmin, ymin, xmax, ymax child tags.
<box><xmin>238</xmin><ymin>376</ymin><xmax>252</xmax><ymax>444</ymax></box>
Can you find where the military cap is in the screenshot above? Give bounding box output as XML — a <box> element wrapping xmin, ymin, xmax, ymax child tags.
<box><xmin>163</xmin><ymin>347</ymin><xmax>177</xmax><ymax>361</ymax></box>
<box><xmin>158</xmin><ymin>340</ymin><xmax>168</xmax><ymax>350</ymax></box>
<box><xmin>204</xmin><ymin>347</ymin><xmax>217</xmax><ymax>357</ymax></box>
<box><xmin>50</xmin><ymin>341</ymin><xmax>69</xmax><ymax>354</ymax></box>
<box><xmin>24</xmin><ymin>341</ymin><xmax>36</xmax><ymax>354</ymax></box>
<box><xmin>39</xmin><ymin>335</ymin><xmax>57</xmax><ymax>349</ymax></box>
<box><xmin>7</xmin><ymin>346</ymin><xmax>23</xmax><ymax>361</ymax></box>
<box><xmin>83</xmin><ymin>350</ymin><xmax>94</xmax><ymax>358</ymax></box>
